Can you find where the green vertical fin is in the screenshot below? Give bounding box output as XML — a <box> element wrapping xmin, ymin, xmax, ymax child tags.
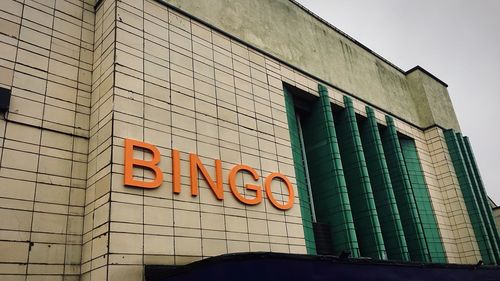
<box><xmin>380</xmin><ymin>116</ymin><xmax>430</xmax><ymax>262</ymax></box>
<box><xmin>359</xmin><ymin>107</ymin><xmax>410</xmax><ymax>261</ymax></box>
<box><xmin>283</xmin><ymin>87</ymin><xmax>317</xmax><ymax>255</ymax></box>
<box><xmin>457</xmin><ymin>134</ymin><xmax>500</xmax><ymax>263</ymax></box>
<box><xmin>335</xmin><ymin>97</ymin><xmax>386</xmax><ymax>259</ymax></box>
<box><xmin>400</xmin><ymin>138</ymin><xmax>447</xmax><ymax>263</ymax></box>
<box><xmin>301</xmin><ymin>84</ymin><xmax>359</xmax><ymax>257</ymax></box>
<box><xmin>463</xmin><ymin>136</ymin><xmax>500</xmax><ymax>263</ymax></box>
<box><xmin>444</xmin><ymin>129</ymin><xmax>495</xmax><ymax>264</ymax></box>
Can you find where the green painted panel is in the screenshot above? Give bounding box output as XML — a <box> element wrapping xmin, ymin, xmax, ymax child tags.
<box><xmin>284</xmin><ymin>87</ymin><xmax>316</xmax><ymax>255</ymax></box>
<box><xmin>400</xmin><ymin>138</ymin><xmax>447</xmax><ymax>263</ymax></box>
<box><xmin>359</xmin><ymin>106</ymin><xmax>410</xmax><ymax>261</ymax></box>
<box><xmin>443</xmin><ymin>129</ymin><xmax>495</xmax><ymax>264</ymax></box>
<box><xmin>301</xmin><ymin>84</ymin><xmax>359</xmax><ymax>257</ymax></box>
<box><xmin>458</xmin><ymin>134</ymin><xmax>500</xmax><ymax>263</ymax></box>
<box><xmin>380</xmin><ymin>116</ymin><xmax>430</xmax><ymax>262</ymax></box>
<box><xmin>335</xmin><ymin>97</ymin><xmax>386</xmax><ymax>259</ymax></box>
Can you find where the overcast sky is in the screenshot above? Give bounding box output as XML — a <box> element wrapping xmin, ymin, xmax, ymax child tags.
<box><xmin>295</xmin><ymin>0</ymin><xmax>500</xmax><ymax>203</ymax></box>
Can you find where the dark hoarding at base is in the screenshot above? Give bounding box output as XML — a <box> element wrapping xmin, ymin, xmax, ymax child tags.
<box><xmin>145</xmin><ymin>252</ymin><xmax>500</xmax><ymax>281</ymax></box>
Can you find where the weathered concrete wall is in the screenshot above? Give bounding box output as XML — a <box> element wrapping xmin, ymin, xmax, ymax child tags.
<box><xmin>407</xmin><ymin>68</ymin><xmax>460</xmax><ymax>130</ymax></box>
<box><xmin>162</xmin><ymin>0</ymin><xmax>460</xmax><ymax>131</ymax></box>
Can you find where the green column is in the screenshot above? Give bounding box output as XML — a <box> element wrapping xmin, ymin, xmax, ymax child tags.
<box><xmin>334</xmin><ymin>97</ymin><xmax>386</xmax><ymax>259</ymax></box>
<box><xmin>380</xmin><ymin>116</ymin><xmax>430</xmax><ymax>262</ymax></box>
<box><xmin>457</xmin><ymin>134</ymin><xmax>500</xmax><ymax>263</ymax></box>
<box><xmin>284</xmin><ymin>87</ymin><xmax>316</xmax><ymax>255</ymax></box>
<box><xmin>399</xmin><ymin>138</ymin><xmax>447</xmax><ymax>263</ymax></box>
<box><xmin>301</xmin><ymin>84</ymin><xmax>359</xmax><ymax>257</ymax></box>
<box><xmin>359</xmin><ymin>107</ymin><xmax>409</xmax><ymax>261</ymax></box>
<box><xmin>444</xmin><ymin>130</ymin><xmax>495</xmax><ymax>264</ymax></box>
<box><xmin>463</xmin><ymin>136</ymin><xmax>500</xmax><ymax>262</ymax></box>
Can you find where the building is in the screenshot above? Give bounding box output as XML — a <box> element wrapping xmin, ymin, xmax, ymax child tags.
<box><xmin>490</xmin><ymin>197</ymin><xmax>500</xmax><ymax>234</ymax></box>
<box><xmin>0</xmin><ymin>0</ymin><xmax>499</xmax><ymax>280</ymax></box>
<box><xmin>495</xmin><ymin>207</ymin><xmax>500</xmax><ymax>234</ymax></box>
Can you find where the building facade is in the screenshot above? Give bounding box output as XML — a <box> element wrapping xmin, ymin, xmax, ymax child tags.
<box><xmin>491</xmin><ymin>199</ymin><xmax>500</xmax><ymax>234</ymax></box>
<box><xmin>0</xmin><ymin>0</ymin><xmax>499</xmax><ymax>280</ymax></box>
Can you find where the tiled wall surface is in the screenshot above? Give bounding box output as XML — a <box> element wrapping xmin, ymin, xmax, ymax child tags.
<box><xmin>80</xmin><ymin>0</ymin><xmax>114</xmax><ymax>279</ymax></box>
<box><xmin>424</xmin><ymin>128</ymin><xmax>481</xmax><ymax>263</ymax></box>
<box><xmin>0</xmin><ymin>0</ymin><xmax>94</xmax><ymax>280</ymax></box>
<box><xmin>82</xmin><ymin>0</ymin><xmax>309</xmax><ymax>280</ymax></box>
<box><xmin>0</xmin><ymin>0</ymin><xmax>491</xmax><ymax>280</ymax></box>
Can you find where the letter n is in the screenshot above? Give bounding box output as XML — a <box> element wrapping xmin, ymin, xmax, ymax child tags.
<box><xmin>189</xmin><ymin>154</ymin><xmax>223</xmax><ymax>200</ymax></box>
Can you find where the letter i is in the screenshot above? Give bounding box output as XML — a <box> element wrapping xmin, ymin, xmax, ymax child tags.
<box><xmin>172</xmin><ymin>149</ymin><xmax>181</xmax><ymax>194</ymax></box>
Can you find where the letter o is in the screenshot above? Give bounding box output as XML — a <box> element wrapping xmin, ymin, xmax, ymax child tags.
<box><xmin>265</xmin><ymin>173</ymin><xmax>294</xmax><ymax>210</ymax></box>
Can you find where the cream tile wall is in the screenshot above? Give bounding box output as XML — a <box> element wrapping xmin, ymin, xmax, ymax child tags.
<box><xmin>0</xmin><ymin>0</ymin><xmax>94</xmax><ymax>280</ymax></box>
<box><xmin>412</xmin><ymin>128</ymin><xmax>460</xmax><ymax>263</ymax></box>
<box><xmin>424</xmin><ymin>127</ymin><xmax>481</xmax><ymax>263</ymax></box>
<box><xmin>80</xmin><ymin>0</ymin><xmax>114</xmax><ymax>279</ymax></box>
<box><xmin>82</xmin><ymin>0</ymin><xmax>308</xmax><ymax>280</ymax></box>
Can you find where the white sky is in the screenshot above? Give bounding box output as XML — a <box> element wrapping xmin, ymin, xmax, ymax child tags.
<box><xmin>296</xmin><ymin>0</ymin><xmax>500</xmax><ymax>204</ymax></box>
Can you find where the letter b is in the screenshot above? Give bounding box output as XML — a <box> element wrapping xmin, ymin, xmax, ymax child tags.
<box><xmin>124</xmin><ymin>139</ymin><xmax>163</xmax><ymax>189</ymax></box>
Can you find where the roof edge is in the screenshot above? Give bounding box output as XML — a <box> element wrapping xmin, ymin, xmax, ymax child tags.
<box><xmin>288</xmin><ymin>0</ymin><xmax>406</xmax><ymax>74</ymax></box>
<box><xmin>289</xmin><ymin>1</ymin><xmax>449</xmax><ymax>89</ymax></box>
<box><xmin>406</xmin><ymin>65</ymin><xmax>449</xmax><ymax>87</ymax></box>
<box><xmin>94</xmin><ymin>0</ymin><xmax>452</xmax><ymax>131</ymax></box>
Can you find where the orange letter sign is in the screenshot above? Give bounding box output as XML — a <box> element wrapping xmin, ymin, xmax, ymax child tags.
<box><xmin>228</xmin><ymin>165</ymin><xmax>262</xmax><ymax>205</ymax></box>
<box><xmin>190</xmin><ymin>154</ymin><xmax>224</xmax><ymax>200</ymax></box>
<box><xmin>124</xmin><ymin>139</ymin><xmax>163</xmax><ymax>188</ymax></box>
<box><xmin>265</xmin><ymin>173</ymin><xmax>294</xmax><ymax>210</ymax></box>
<box><xmin>172</xmin><ymin>149</ymin><xmax>181</xmax><ymax>194</ymax></box>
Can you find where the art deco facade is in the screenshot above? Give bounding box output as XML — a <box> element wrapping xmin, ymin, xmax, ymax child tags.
<box><xmin>0</xmin><ymin>0</ymin><xmax>498</xmax><ymax>280</ymax></box>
